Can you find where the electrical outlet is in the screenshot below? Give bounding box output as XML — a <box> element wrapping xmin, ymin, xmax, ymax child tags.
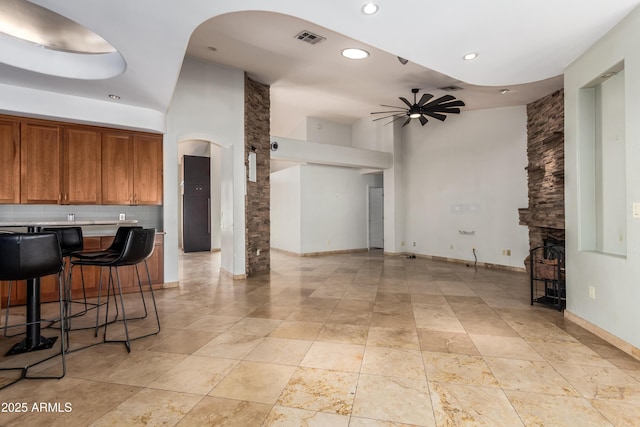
<box><xmin>256</xmin><ymin>249</ymin><xmax>260</xmax><ymax>256</ymax></box>
<box><xmin>502</xmin><ymin>249</ymin><xmax>511</xmax><ymax>256</ymax></box>
<box><xmin>327</xmin><ymin>240</ymin><xmax>331</xmax><ymax>246</ymax></box>
<box><xmin>589</xmin><ymin>286</ymin><xmax>595</xmax><ymax>299</ymax></box>
<box><xmin>413</xmin><ymin>242</ymin><xmax>416</xmax><ymax>247</ymax></box>
<box><xmin>401</xmin><ymin>241</ymin><xmax>405</xmax><ymax>246</ymax></box>
<box><xmin>450</xmin><ymin>244</ymin><xmax>454</xmax><ymax>250</ymax></box>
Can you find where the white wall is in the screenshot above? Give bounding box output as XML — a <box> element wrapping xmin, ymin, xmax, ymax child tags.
<box><xmin>306</xmin><ymin>117</ymin><xmax>352</xmax><ymax>146</ymax></box>
<box><xmin>402</xmin><ymin>106</ymin><xmax>529</xmax><ymax>267</ymax></box>
<box><xmin>596</xmin><ymin>70</ymin><xmax>626</xmax><ymax>256</ymax></box>
<box><xmin>565</xmin><ymin>6</ymin><xmax>640</xmax><ymax>348</ymax></box>
<box><xmin>271</xmin><ymin>163</ymin><xmax>378</xmax><ymax>254</ymax></box>
<box><xmin>300</xmin><ymin>164</ymin><xmax>378</xmax><ymax>254</ymax></box>
<box><xmin>351</xmin><ymin>116</ymin><xmax>405</xmax><ymax>254</ymax></box>
<box><xmin>352</xmin><ymin>115</ymin><xmax>387</xmax><ymax>152</ymax></box>
<box><xmin>270</xmin><ymin>166</ymin><xmax>301</xmax><ymax>253</ymax></box>
<box><xmin>166</xmin><ymin>57</ymin><xmax>246</xmax><ymax>279</ymax></box>
<box><xmin>270</xmin><ymin>136</ymin><xmax>392</xmax><ymax>170</ymax></box>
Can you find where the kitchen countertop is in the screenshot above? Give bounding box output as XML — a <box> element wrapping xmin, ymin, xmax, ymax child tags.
<box><xmin>0</xmin><ymin>219</ymin><xmax>139</xmax><ymax>227</ymax></box>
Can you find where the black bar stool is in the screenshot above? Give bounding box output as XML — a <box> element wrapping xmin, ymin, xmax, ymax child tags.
<box><xmin>0</xmin><ymin>232</ymin><xmax>66</xmax><ymax>390</ymax></box>
<box><xmin>70</xmin><ymin>228</ymin><xmax>160</xmax><ymax>352</ymax></box>
<box><xmin>42</xmin><ymin>227</ymin><xmax>84</xmax><ymax>304</ymax></box>
<box><xmin>4</xmin><ymin>227</ymin><xmax>85</xmax><ymax>337</ymax></box>
<box><xmin>65</xmin><ymin>226</ymin><xmax>142</xmax><ymax>337</ymax></box>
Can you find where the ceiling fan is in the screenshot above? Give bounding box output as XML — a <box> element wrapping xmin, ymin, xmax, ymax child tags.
<box><xmin>371</xmin><ymin>88</ymin><xmax>465</xmax><ymax>127</ymax></box>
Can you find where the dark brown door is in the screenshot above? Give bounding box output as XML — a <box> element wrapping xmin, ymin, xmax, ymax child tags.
<box><xmin>183</xmin><ymin>155</ymin><xmax>211</xmax><ymax>252</ymax></box>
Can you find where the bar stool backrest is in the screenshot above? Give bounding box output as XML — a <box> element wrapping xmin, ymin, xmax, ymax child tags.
<box><xmin>0</xmin><ymin>233</ymin><xmax>63</xmax><ymax>281</ymax></box>
<box><xmin>111</xmin><ymin>228</ymin><xmax>156</xmax><ymax>267</ymax></box>
<box><xmin>42</xmin><ymin>227</ymin><xmax>83</xmax><ymax>257</ymax></box>
<box><xmin>109</xmin><ymin>226</ymin><xmax>143</xmax><ymax>254</ymax></box>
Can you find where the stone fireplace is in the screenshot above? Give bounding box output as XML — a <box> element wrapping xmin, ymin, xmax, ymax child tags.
<box><xmin>519</xmin><ymin>89</ymin><xmax>565</xmax><ymax>259</ymax></box>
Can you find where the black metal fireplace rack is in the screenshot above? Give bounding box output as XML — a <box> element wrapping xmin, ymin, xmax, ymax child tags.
<box><xmin>529</xmin><ymin>244</ymin><xmax>565</xmax><ymax>311</ymax></box>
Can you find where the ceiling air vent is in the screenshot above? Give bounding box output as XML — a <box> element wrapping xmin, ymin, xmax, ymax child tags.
<box><xmin>439</xmin><ymin>85</ymin><xmax>463</xmax><ymax>92</ymax></box>
<box><xmin>295</xmin><ymin>30</ymin><xmax>326</xmax><ymax>45</ymax></box>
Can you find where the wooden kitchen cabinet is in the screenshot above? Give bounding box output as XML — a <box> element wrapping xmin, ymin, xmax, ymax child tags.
<box><xmin>132</xmin><ymin>135</ymin><xmax>163</xmax><ymax>205</ymax></box>
<box><xmin>101</xmin><ymin>132</ymin><xmax>132</xmax><ymax>205</ymax></box>
<box><xmin>20</xmin><ymin>121</ymin><xmax>101</xmax><ymax>205</ymax></box>
<box><xmin>1</xmin><ymin>114</ymin><xmax>162</xmax><ymax>206</ymax></box>
<box><xmin>20</xmin><ymin>122</ymin><xmax>63</xmax><ymax>204</ymax></box>
<box><xmin>0</xmin><ymin>118</ymin><xmax>20</xmax><ymax>204</ymax></box>
<box><xmin>102</xmin><ymin>132</ymin><xmax>163</xmax><ymax>205</ymax></box>
<box><xmin>63</xmin><ymin>127</ymin><xmax>102</xmax><ymax>204</ymax></box>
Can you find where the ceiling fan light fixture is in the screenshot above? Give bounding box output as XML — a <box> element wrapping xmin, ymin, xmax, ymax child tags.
<box><xmin>463</xmin><ymin>52</ymin><xmax>478</xmax><ymax>61</ymax></box>
<box><xmin>341</xmin><ymin>48</ymin><xmax>369</xmax><ymax>60</ymax></box>
<box><xmin>370</xmin><ymin>88</ymin><xmax>465</xmax><ymax>127</ymax></box>
<box><xmin>362</xmin><ymin>3</ymin><xmax>379</xmax><ymax>15</ymax></box>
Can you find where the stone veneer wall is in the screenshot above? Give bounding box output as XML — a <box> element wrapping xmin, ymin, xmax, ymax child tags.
<box><xmin>520</xmin><ymin>89</ymin><xmax>565</xmax><ymax>251</ymax></box>
<box><xmin>244</xmin><ymin>75</ymin><xmax>271</xmax><ymax>275</ymax></box>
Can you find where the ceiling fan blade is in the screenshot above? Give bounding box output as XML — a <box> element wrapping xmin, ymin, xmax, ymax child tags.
<box><xmin>402</xmin><ymin>117</ymin><xmax>412</xmax><ymax>127</ymax></box>
<box><xmin>417</xmin><ymin>93</ymin><xmax>434</xmax><ymax>106</ymax></box>
<box><xmin>385</xmin><ymin>115</ymin><xmax>407</xmax><ymax>126</ymax></box>
<box><xmin>423</xmin><ymin>111</ymin><xmax>448</xmax><ymax>121</ymax></box>
<box><xmin>371</xmin><ymin>110</ymin><xmax>406</xmax><ymax>115</ymax></box>
<box><xmin>399</xmin><ymin>97</ymin><xmax>413</xmax><ymax>108</ymax></box>
<box><xmin>373</xmin><ymin>114</ymin><xmax>403</xmax><ymax>121</ymax></box>
<box><xmin>441</xmin><ymin>107</ymin><xmax>461</xmax><ymax>114</ymax></box>
<box><xmin>380</xmin><ymin>104</ymin><xmax>407</xmax><ymax>110</ymax></box>
<box><xmin>439</xmin><ymin>100</ymin><xmax>465</xmax><ymax>108</ymax></box>
<box><xmin>419</xmin><ymin>115</ymin><xmax>428</xmax><ymax>126</ymax></box>
<box><xmin>422</xmin><ymin>94</ymin><xmax>456</xmax><ymax>108</ymax></box>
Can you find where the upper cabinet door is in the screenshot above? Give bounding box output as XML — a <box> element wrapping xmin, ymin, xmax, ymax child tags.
<box><xmin>133</xmin><ymin>134</ymin><xmax>163</xmax><ymax>205</ymax></box>
<box><xmin>0</xmin><ymin>118</ymin><xmax>20</xmax><ymax>204</ymax></box>
<box><xmin>20</xmin><ymin>122</ymin><xmax>63</xmax><ymax>204</ymax></box>
<box><xmin>64</xmin><ymin>127</ymin><xmax>102</xmax><ymax>205</ymax></box>
<box><xmin>101</xmin><ymin>132</ymin><xmax>133</xmax><ymax>205</ymax></box>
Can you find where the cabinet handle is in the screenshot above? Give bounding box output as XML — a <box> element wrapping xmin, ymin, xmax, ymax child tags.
<box><xmin>207</xmin><ymin>198</ymin><xmax>211</xmax><ymax>234</ymax></box>
<box><xmin>65</xmin><ymin>193</ymin><xmax>68</xmax><ymax>202</ymax></box>
<box><xmin>58</xmin><ymin>193</ymin><xmax>62</xmax><ymax>203</ymax></box>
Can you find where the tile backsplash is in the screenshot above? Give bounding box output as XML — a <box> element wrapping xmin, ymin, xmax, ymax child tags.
<box><xmin>0</xmin><ymin>205</ymin><xmax>163</xmax><ymax>236</ymax></box>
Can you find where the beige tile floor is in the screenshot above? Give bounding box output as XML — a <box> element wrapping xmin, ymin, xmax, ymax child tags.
<box><xmin>2</xmin><ymin>250</ymin><xmax>640</xmax><ymax>426</ymax></box>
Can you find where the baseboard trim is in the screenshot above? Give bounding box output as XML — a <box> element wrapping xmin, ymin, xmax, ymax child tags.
<box><xmin>162</xmin><ymin>281</ymin><xmax>179</xmax><ymax>289</ymax></box>
<box><xmin>564</xmin><ymin>310</ymin><xmax>640</xmax><ymax>361</ymax></box>
<box><xmin>220</xmin><ymin>268</ymin><xmax>247</xmax><ymax>280</ymax></box>
<box><xmin>271</xmin><ymin>247</ymin><xmax>369</xmax><ymax>257</ymax></box>
<box><xmin>391</xmin><ymin>252</ymin><xmax>526</xmax><ymax>273</ymax></box>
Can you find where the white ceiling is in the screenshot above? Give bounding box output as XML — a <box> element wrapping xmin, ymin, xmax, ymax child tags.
<box><xmin>1</xmin><ymin>0</ymin><xmax>640</xmax><ymax>134</ymax></box>
<box><xmin>186</xmin><ymin>10</ymin><xmax>566</xmax><ymax>134</ymax></box>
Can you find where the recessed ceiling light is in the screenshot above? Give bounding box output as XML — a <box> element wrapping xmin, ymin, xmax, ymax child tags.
<box><xmin>500</xmin><ymin>89</ymin><xmax>510</xmax><ymax>94</ymax></box>
<box><xmin>600</xmin><ymin>72</ymin><xmax>617</xmax><ymax>79</ymax></box>
<box><xmin>362</xmin><ymin>3</ymin><xmax>379</xmax><ymax>15</ymax></box>
<box><xmin>341</xmin><ymin>48</ymin><xmax>369</xmax><ymax>60</ymax></box>
<box><xmin>108</xmin><ymin>94</ymin><xmax>121</xmax><ymax>100</ymax></box>
<box><xmin>463</xmin><ymin>52</ymin><xmax>478</xmax><ymax>61</ymax></box>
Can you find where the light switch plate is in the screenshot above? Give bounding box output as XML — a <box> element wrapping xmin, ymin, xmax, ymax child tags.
<box><xmin>633</xmin><ymin>203</ymin><xmax>640</xmax><ymax>219</ymax></box>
